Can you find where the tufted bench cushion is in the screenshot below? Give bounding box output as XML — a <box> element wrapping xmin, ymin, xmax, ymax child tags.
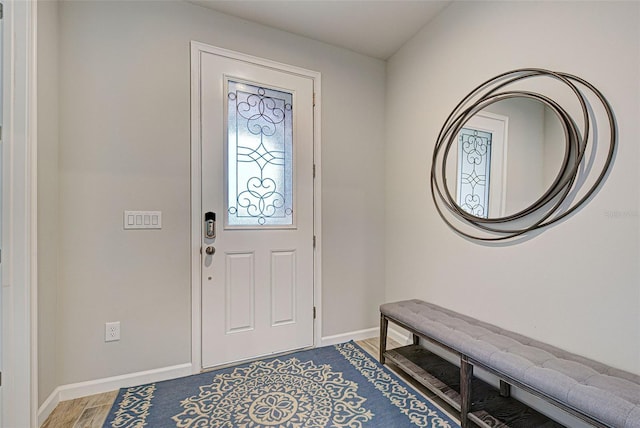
<box><xmin>380</xmin><ymin>299</ymin><xmax>640</xmax><ymax>428</ymax></box>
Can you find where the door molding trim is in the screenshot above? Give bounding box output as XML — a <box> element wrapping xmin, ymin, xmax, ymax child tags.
<box><xmin>2</xmin><ymin>1</ymin><xmax>39</xmax><ymax>426</ymax></box>
<box><xmin>189</xmin><ymin>42</ymin><xmax>322</xmax><ymax>373</ymax></box>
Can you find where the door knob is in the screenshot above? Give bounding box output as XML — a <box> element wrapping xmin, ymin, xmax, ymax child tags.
<box><xmin>205</xmin><ymin>246</ymin><xmax>216</xmax><ymax>255</ymax></box>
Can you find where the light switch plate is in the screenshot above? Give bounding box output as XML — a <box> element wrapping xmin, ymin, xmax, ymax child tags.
<box><xmin>124</xmin><ymin>211</ymin><xmax>162</xmax><ymax>229</ymax></box>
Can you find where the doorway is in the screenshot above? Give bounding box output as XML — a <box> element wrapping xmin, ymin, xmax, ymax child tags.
<box><xmin>190</xmin><ymin>43</ymin><xmax>321</xmax><ymax>369</ymax></box>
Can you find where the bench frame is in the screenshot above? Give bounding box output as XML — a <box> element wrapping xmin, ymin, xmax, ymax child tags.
<box><xmin>380</xmin><ymin>313</ymin><xmax>609</xmax><ymax>428</ymax></box>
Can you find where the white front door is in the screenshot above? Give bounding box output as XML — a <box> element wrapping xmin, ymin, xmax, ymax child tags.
<box><xmin>193</xmin><ymin>44</ymin><xmax>316</xmax><ymax>369</ymax></box>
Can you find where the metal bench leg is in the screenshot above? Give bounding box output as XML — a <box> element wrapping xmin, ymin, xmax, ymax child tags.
<box><xmin>379</xmin><ymin>314</ymin><xmax>388</xmax><ymax>364</ymax></box>
<box><xmin>460</xmin><ymin>356</ymin><xmax>473</xmax><ymax>428</ymax></box>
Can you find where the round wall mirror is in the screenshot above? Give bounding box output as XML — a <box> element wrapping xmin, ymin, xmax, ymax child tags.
<box><xmin>431</xmin><ymin>69</ymin><xmax>616</xmax><ymax>241</ymax></box>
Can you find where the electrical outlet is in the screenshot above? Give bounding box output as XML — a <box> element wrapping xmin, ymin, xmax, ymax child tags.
<box><xmin>105</xmin><ymin>322</ymin><xmax>120</xmax><ymax>342</ymax></box>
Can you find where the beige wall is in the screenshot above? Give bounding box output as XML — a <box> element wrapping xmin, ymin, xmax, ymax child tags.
<box><xmin>37</xmin><ymin>0</ymin><xmax>60</xmax><ymax>405</ymax></box>
<box><xmin>386</xmin><ymin>0</ymin><xmax>639</xmax><ymax>374</ymax></box>
<box><xmin>53</xmin><ymin>0</ymin><xmax>386</xmax><ymax>387</ymax></box>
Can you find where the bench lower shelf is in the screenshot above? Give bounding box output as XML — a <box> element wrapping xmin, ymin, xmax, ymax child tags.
<box><xmin>385</xmin><ymin>345</ymin><xmax>565</xmax><ymax>428</ymax></box>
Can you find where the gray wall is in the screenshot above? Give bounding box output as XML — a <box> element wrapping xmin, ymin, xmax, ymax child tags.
<box><xmin>543</xmin><ymin>105</ymin><xmax>566</xmax><ymax>190</ymax></box>
<box><xmin>37</xmin><ymin>0</ymin><xmax>60</xmax><ymax>405</ymax></box>
<box><xmin>39</xmin><ymin>0</ymin><xmax>640</xmax><ymax>407</ymax></box>
<box><xmin>51</xmin><ymin>0</ymin><xmax>386</xmax><ymax>387</ymax></box>
<box><xmin>484</xmin><ymin>98</ymin><xmax>546</xmax><ymax>216</ymax></box>
<box><xmin>386</xmin><ymin>0</ymin><xmax>639</xmax><ymax>374</ymax></box>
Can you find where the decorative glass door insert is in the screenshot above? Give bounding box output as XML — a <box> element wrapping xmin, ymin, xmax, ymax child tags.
<box><xmin>457</xmin><ymin>128</ymin><xmax>492</xmax><ymax>218</ymax></box>
<box><xmin>226</xmin><ymin>80</ymin><xmax>294</xmax><ymax>227</ymax></box>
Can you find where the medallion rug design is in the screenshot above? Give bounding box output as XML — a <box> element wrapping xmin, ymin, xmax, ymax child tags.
<box><xmin>103</xmin><ymin>341</ymin><xmax>459</xmax><ymax>427</ymax></box>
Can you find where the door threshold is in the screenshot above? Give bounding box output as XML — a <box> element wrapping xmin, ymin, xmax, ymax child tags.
<box><xmin>200</xmin><ymin>344</ymin><xmax>315</xmax><ymax>373</ymax></box>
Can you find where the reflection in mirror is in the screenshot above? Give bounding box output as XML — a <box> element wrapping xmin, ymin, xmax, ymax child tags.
<box><xmin>449</xmin><ymin>97</ymin><xmax>565</xmax><ymax>219</ymax></box>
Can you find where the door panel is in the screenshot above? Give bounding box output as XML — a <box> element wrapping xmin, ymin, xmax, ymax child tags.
<box><xmin>196</xmin><ymin>48</ymin><xmax>315</xmax><ymax>368</ymax></box>
<box><xmin>225</xmin><ymin>252</ymin><xmax>255</xmax><ymax>333</ymax></box>
<box><xmin>271</xmin><ymin>250</ymin><xmax>296</xmax><ymax>326</ymax></box>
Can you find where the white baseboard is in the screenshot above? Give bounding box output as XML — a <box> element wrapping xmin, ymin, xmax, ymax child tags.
<box><xmin>319</xmin><ymin>324</ymin><xmax>414</xmax><ymax>348</ymax></box>
<box><xmin>36</xmin><ymin>327</ymin><xmax>417</xmax><ymax>426</ymax></box>
<box><xmin>320</xmin><ymin>327</ymin><xmax>378</xmax><ymax>346</ymax></box>
<box><xmin>387</xmin><ymin>326</ymin><xmax>413</xmax><ymax>345</ymax></box>
<box><xmin>37</xmin><ymin>392</ymin><xmax>61</xmax><ymax>428</ymax></box>
<box><xmin>37</xmin><ymin>362</ymin><xmax>192</xmax><ymax>427</ymax></box>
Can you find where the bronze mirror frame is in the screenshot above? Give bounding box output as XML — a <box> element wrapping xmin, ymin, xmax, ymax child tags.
<box><xmin>430</xmin><ymin>68</ymin><xmax>616</xmax><ymax>241</ymax></box>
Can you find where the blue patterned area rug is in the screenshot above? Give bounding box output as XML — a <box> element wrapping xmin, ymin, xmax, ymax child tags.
<box><xmin>103</xmin><ymin>341</ymin><xmax>459</xmax><ymax>427</ymax></box>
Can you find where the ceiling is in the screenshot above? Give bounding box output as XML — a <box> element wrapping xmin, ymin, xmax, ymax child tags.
<box><xmin>188</xmin><ymin>1</ymin><xmax>452</xmax><ymax>60</ymax></box>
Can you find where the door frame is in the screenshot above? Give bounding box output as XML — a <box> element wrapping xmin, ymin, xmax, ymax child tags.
<box><xmin>190</xmin><ymin>42</ymin><xmax>322</xmax><ymax>373</ymax></box>
<box><xmin>1</xmin><ymin>0</ymin><xmax>39</xmax><ymax>426</ymax></box>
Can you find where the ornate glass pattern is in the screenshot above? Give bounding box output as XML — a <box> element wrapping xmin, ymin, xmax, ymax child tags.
<box><xmin>457</xmin><ymin>128</ymin><xmax>492</xmax><ymax>218</ymax></box>
<box><xmin>227</xmin><ymin>81</ymin><xmax>293</xmax><ymax>227</ymax></box>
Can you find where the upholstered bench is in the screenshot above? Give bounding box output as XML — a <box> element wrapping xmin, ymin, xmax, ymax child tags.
<box><xmin>380</xmin><ymin>299</ymin><xmax>640</xmax><ymax>428</ymax></box>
